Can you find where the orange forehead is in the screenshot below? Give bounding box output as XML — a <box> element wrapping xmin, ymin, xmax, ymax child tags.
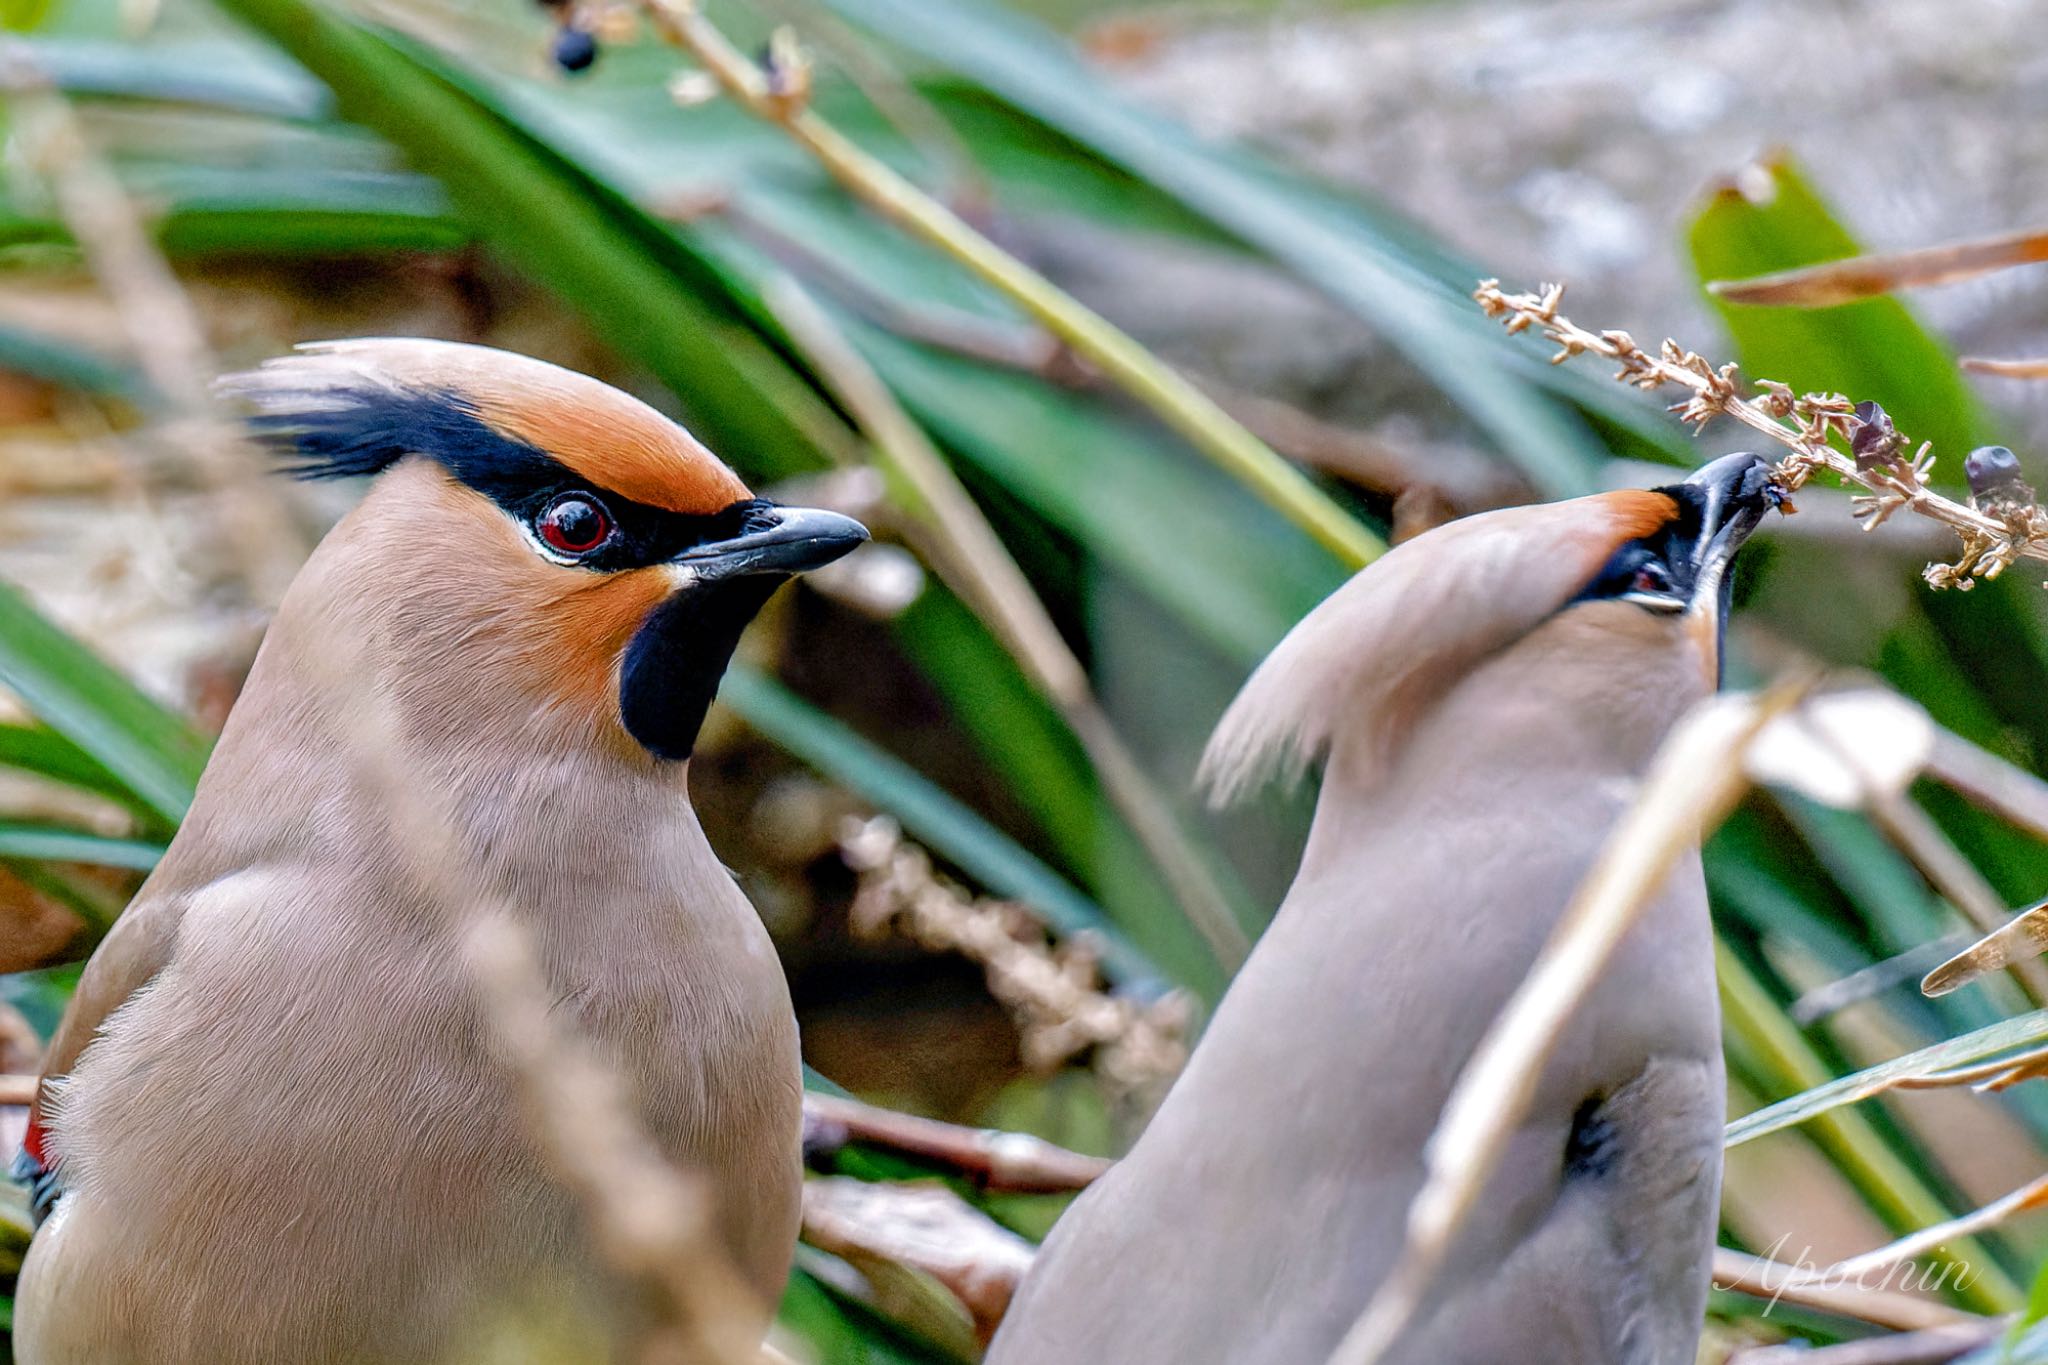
<box><xmin>471</xmin><ymin>384</ymin><xmax>749</xmax><ymax>516</ymax></box>
<box><xmin>1594</xmin><ymin>489</ymin><xmax>1681</xmax><ymax>544</ymax></box>
<box><xmin>290</xmin><ymin>338</ymin><xmax>753</xmax><ymax>515</ymax></box>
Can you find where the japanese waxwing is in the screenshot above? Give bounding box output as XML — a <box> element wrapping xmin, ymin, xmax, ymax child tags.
<box><xmin>13</xmin><ymin>340</ymin><xmax>867</xmax><ymax>1365</ymax></box>
<box><xmin>988</xmin><ymin>453</ymin><xmax>1779</xmax><ymax>1365</ymax></box>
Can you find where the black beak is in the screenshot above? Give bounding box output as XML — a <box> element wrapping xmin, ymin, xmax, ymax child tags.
<box><xmin>1681</xmin><ymin>451</ymin><xmax>1778</xmax><ymax>605</ymax></box>
<box><xmin>671</xmin><ymin>503</ymin><xmax>869</xmax><ymax>582</ymax></box>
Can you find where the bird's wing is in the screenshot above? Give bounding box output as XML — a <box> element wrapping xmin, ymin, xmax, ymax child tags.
<box><xmin>19</xmin><ymin>882</ymin><xmax>190</xmax><ymax>1217</ymax></box>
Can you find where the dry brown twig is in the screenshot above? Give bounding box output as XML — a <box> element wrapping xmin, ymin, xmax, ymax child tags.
<box><xmin>838</xmin><ymin>815</ymin><xmax>1190</xmax><ymax>1109</ymax></box>
<box><xmin>1473</xmin><ymin>281</ymin><xmax>2048</xmax><ymax>591</ymax></box>
<box><xmin>803</xmin><ymin>1091</ymin><xmax>1110</xmax><ymax>1194</ymax></box>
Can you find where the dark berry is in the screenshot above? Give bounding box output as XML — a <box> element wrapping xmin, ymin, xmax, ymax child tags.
<box><xmin>1849</xmin><ymin>400</ymin><xmax>1901</xmax><ymax>471</ymax></box>
<box><xmin>553</xmin><ymin>25</ymin><xmax>598</xmax><ymax>73</ymax></box>
<box><xmin>1965</xmin><ymin>444</ymin><xmax>2026</xmax><ymax>497</ymax></box>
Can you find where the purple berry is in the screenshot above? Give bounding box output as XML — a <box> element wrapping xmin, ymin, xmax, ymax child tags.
<box><xmin>553</xmin><ymin>25</ymin><xmax>597</xmax><ymax>73</ymax></box>
<box><xmin>1965</xmin><ymin>445</ymin><xmax>2025</xmax><ymax>497</ymax></box>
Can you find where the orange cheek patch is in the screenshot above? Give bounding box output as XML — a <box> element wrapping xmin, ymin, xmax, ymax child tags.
<box><xmin>533</xmin><ymin>569</ymin><xmax>672</xmax><ymax>720</ymax></box>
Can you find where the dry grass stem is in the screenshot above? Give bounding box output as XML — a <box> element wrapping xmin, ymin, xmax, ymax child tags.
<box><xmin>1891</xmin><ymin>1040</ymin><xmax>2048</xmax><ymax>1094</ymax></box>
<box><xmin>801</xmin><ymin>1176</ymin><xmax>1035</xmax><ymax>1348</ymax></box>
<box><xmin>0</xmin><ymin>48</ymin><xmax>302</xmax><ymax>602</ymax></box>
<box><xmin>628</xmin><ymin>0</ymin><xmax>1382</xmax><ymax>570</ymax></box>
<box><xmin>802</xmin><ymin>1091</ymin><xmax>1110</xmax><ymax>1193</ymax></box>
<box><xmin>1727</xmin><ymin>1320</ymin><xmax>2005</xmax><ymax>1365</ymax></box>
<box><xmin>0</xmin><ymin>1072</ymin><xmax>36</xmax><ymax>1106</ymax></box>
<box><xmin>1795</xmin><ymin>1172</ymin><xmax>2048</xmax><ymax>1289</ymax></box>
<box><xmin>839</xmin><ymin>815</ymin><xmax>1190</xmax><ymax>1106</ymax></box>
<box><xmin>1707</xmin><ymin>226</ymin><xmax>2048</xmax><ymax>307</ymax></box>
<box><xmin>1922</xmin><ymin>900</ymin><xmax>2048</xmax><ymax>999</ymax></box>
<box><xmin>1474</xmin><ymin>281</ymin><xmax>2048</xmax><ymax>590</ymax></box>
<box><xmin>1326</xmin><ymin>685</ymin><xmax>1802</xmax><ymax>1365</ymax></box>
<box><xmin>768</xmin><ymin>278</ymin><xmax>1249</xmax><ymax>969</ymax></box>
<box><xmin>1961</xmin><ymin>356</ymin><xmax>2048</xmax><ymax>380</ymax></box>
<box><xmin>1926</xmin><ymin>729</ymin><xmax>2048</xmax><ymax>844</ymax></box>
<box><xmin>295</xmin><ymin>628</ymin><xmax>766</xmax><ymax>1365</ymax></box>
<box><xmin>466</xmin><ymin>912</ymin><xmax>764</xmax><ymax>1365</ymax></box>
<box><xmin>1709</xmin><ymin>1248</ymin><xmax>1982</xmax><ymax>1334</ymax></box>
<box><xmin>1869</xmin><ymin>797</ymin><xmax>2048</xmax><ymax>1005</ymax></box>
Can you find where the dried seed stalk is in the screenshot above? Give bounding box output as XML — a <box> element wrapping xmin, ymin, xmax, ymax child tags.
<box><xmin>839</xmin><ymin>815</ymin><xmax>1189</xmax><ymax>1106</ymax></box>
<box><xmin>1473</xmin><ymin>281</ymin><xmax>2048</xmax><ymax>589</ymax></box>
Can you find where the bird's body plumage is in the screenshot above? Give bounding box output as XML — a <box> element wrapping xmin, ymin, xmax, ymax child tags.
<box><xmin>989</xmin><ymin>470</ymin><xmax>1773</xmax><ymax>1365</ymax></box>
<box><xmin>14</xmin><ymin>343</ymin><xmax>864</xmax><ymax>1364</ymax></box>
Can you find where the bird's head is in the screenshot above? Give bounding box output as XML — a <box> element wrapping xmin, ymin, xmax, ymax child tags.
<box><xmin>1200</xmin><ymin>452</ymin><xmax>1781</xmax><ymax>805</ymax></box>
<box><xmin>222</xmin><ymin>339</ymin><xmax>868</xmax><ymax>765</ymax></box>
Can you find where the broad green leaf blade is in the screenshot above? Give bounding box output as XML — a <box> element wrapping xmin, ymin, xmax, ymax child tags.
<box><xmin>0</xmin><ymin>824</ymin><xmax>163</xmax><ymax>871</ymax></box>
<box><xmin>817</xmin><ymin>0</ymin><xmax>1625</xmax><ymax>495</ymax></box>
<box><xmin>208</xmin><ymin>0</ymin><xmax>852</xmax><ymax>473</ymax></box>
<box><xmin>0</xmin><ymin>581</ymin><xmax>208</xmax><ymax>825</ymax></box>
<box><xmin>1687</xmin><ymin>156</ymin><xmax>1987</xmax><ymax>462</ymax></box>
<box><xmin>1727</xmin><ymin>1007</ymin><xmax>2048</xmax><ymax>1148</ymax></box>
<box><xmin>720</xmin><ymin>664</ymin><xmax>1165</xmax><ymax>994</ymax></box>
<box><xmin>0</xmin><ymin>722</ymin><xmax>141</xmax><ymax>807</ymax></box>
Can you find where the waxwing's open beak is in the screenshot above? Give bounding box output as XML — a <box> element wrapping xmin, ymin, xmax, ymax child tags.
<box><xmin>1683</xmin><ymin>451</ymin><xmax>1780</xmax><ymax>611</ymax></box>
<box><xmin>672</xmin><ymin>504</ymin><xmax>869</xmax><ymax>582</ymax></box>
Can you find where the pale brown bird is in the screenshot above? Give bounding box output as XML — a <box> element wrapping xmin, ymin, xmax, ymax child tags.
<box><xmin>13</xmin><ymin>340</ymin><xmax>867</xmax><ymax>1364</ymax></box>
<box><xmin>987</xmin><ymin>453</ymin><xmax>1778</xmax><ymax>1365</ymax></box>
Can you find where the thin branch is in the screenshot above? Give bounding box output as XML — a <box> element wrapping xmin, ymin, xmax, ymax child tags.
<box><xmin>467</xmin><ymin>912</ymin><xmax>765</xmax><ymax>1365</ymax></box>
<box><xmin>1728</xmin><ymin>1321</ymin><xmax>2006</xmax><ymax>1365</ymax></box>
<box><xmin>1326</xmin><ymin>685</ymin><xmax>1804</xmax><ymax>1365</ymax></box>
<box><xmin>801</xmin><ymin>1175</ymin><xmax>1035</xmax><ymax>1348</ymax></box>
<box><xmin>631</xmin><ymin>0</ymin><xmax>1383</xmax><ymax>570</ymax></box>
<box><xmin>770</xmin><ymin>276</ymin><xmax>1249</xmax><ymax>970</ymax></box>
<box><xmin>1961</xmin><ymin>356</ymin><xmax>2048</xmax><ymax>380</ymax></box>
<box><xmin>803</xmin><ymin>1091</ymin><xmax>1109</xmax><ymax>1193</ymax></box>
<box><xmin>1798</xmin><ymin>1173</ymin><xmax>2048</xmax><ymax>1287</ymax></box>
<box><xmin>1711</xmin><ymin>1248</ymin><xmax>1983</xmax><ymax>1334</ymax></box>
<box><xmin>1475</xmin><ymin>281</ymin><xmax>2048</xmax><ymax>589</ymax></box>
<box><xmin>1707</xmin><ymin>226</ymin><xmax>2048</xmax><ymax>307</ymax></box>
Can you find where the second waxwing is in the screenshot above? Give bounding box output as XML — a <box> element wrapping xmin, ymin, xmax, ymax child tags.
<box><xmin>12</xmin><ymin>341</ymin><xmax>868</xmax><ymax>1364</ymax></box>
<box><xmin>986</xmin><ymin>453</ymin><xmax>1779</xmax><ymax>1365</ymax></box>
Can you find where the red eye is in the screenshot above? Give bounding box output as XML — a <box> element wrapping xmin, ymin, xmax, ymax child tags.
<box><xmin>538</xmin><ymin>495</ymin><xmax>611</xmax><ymax>556</ymax></box>
<box><xmin>1631</xmin><ymin>563</ymin><xmax>1673</xmax><ymax>595</ymax></box>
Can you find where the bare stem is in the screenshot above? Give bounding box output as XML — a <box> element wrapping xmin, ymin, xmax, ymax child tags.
<box><xmin>631</xmin><ymin>0</ymin><xmax>1382</xmax><ymax>570</ymax></box>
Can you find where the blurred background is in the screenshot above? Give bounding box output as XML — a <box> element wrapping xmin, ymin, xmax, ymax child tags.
<box><xmin>2</xmin><ymin>0</ymin><xmax>2048</xmax><ymax>1359</ymax></box>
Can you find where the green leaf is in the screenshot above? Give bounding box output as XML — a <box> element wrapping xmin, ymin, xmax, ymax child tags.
<box><xmin>1687</xmin><ymin>155</ymin><xmax>1988</xmax><ymax>462</ymax></box>
<box><xmin>0</xmin><ymin>580</ymin><xmax>208</xmax><ymax>825</ymax></box>
<box><xmin>817</xmin><ymin>0</ymin><xmax>1637</xmax><ymax>495</ymax></box>
<box><xmin>719</xmin><ymin>663</ymin><xmax>1166</xmax><ymax>993</ymax></box>
<box><xmin>1727</xmin><ymin>1007</ymin><xmax>2048</xmax><ymax>1148</ymax></box>
<box><xmin>0</xmin><ymin>722</ymin><xmax>140</xmax><ymax>807</ymax></box>
<box><xmin>205</xmin><ymin>0</ymin><xmax>855</xmax><ymax>473</ymax></box>
<box><xmin>0</xmin><ymin>823</ymin><xmax>162</xmax><ymax>871</ymax></box>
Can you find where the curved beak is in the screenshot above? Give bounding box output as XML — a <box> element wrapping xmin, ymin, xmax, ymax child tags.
<box><xmin>671</xmin><ymin>503</ymin><xmax>869</xmax><ymax>582</ymax></box>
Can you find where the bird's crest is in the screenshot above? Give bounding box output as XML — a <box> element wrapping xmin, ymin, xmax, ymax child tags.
<box><xmin>217</xmin><ymin>339</ymin><xmax>750</xmax><ymax>515</ymax></box>
<box><xmin>1197</xmin><ymin>491</ymin><xmax>1678</xmax><ymax>807</ymax></box>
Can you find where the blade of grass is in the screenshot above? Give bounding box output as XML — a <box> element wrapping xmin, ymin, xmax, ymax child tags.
<box><xmin>814</xmin><ymin>0</ymin><xmax>1638</xmax><ymax>495</ymax></box>
<box><xmin>766</xmin><ymin>276</ymin><xmax>1249</xmax><ymax>970</ymax></box>
<box><xmin>718</xmin><ymin>663</ymin><xmax>1164</xmax><ymax>994</ymax></box>
<box><xmin>0</xmin><ymin>581</ymin><xmax>207</xmax><ymax>825</ymax></box>
<box><xmin>636</xmin><ymin>0</ymin><xmax>1383</xmax><ymax>569</ymax></box>
<box><xmin>0</xmin><ymin>823</ymin><xmax>161</xmax><ymax>871</ymax></box>
<box><xmin>1718</xmin><ymin>937</ymin><xmax>2020</xmax><ymax>1311</ymax></box>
